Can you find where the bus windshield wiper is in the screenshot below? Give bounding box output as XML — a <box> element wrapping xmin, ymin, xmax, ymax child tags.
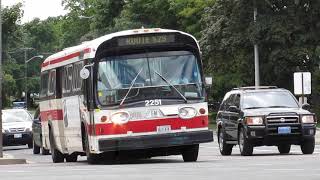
<box><xmin>265</xmin><ymin>106</ymin><xmax>292</xmax><ymax>108</ymax></box>
<box><xmin>153</xmin><ymin>70</ymin><xmax>187</xmax><ymax>103</ymax></box>
<box><xmin>120</xmin><ymin>67</ymin><xmax>144</xmax><ymax>106</ymax></box>
<box><xmin>244</xmin><ymin>107</ymin><xmax>265</xmax><ymax>109</ymax></box>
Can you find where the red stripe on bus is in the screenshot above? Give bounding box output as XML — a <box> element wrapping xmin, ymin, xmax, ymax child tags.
<box><xmin>40</xmin><ymin>109</ymin><xmax>64</xmax><ymax>121</ymax></box>
<box><xmin>41</xmin><ymin>48</ymin><xmax>91</xmax><ymax>68</ymax></box>
<box><xmin>90</xmin><ymin>116</ymin><xmax>209</xmax><ymax>136</ymax></box>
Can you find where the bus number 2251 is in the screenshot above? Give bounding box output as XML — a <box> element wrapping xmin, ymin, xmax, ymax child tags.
<box><xmin>145</xmin><ymin>99</ymin><xmax>162</xmax><ymax>106</ymax></box>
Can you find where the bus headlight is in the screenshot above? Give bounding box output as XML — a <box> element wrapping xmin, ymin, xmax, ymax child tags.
<box><xmin>301</xmin><ymin>115</ymin><xmax>315</xmax><ymax>123</ymax></box>
<box><xmin>245</xmin><ymin>117</ymin><xmax>264</xmax><ymax>125</ymax></box>
<box><xmin>179</xmin><ymin>107</ymin><xmax>197</xmax><ymax>119</ymax></box>
<box><xmin>111</xmin><ymin>111</ymin><xmax>130</xmax><ymax>125</ymax></box>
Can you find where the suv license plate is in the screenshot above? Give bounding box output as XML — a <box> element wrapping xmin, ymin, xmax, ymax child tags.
<box><xmin>278</xmin><ymin>127</ymin><xmax>291</xmax><ymax>134</ymax></box>
<box><xmin>14</xmin><ymin>134</ymin><xmax>22</xmax><ymax>138</ymax></box>
<box><xmin>157</xmin><ymin>125</ymin><xmax>171</xmax><ymax>133</ymax></box>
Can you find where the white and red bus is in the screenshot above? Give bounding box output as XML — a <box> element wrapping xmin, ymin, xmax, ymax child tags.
<box><xmin>39</xmin><ymin>28</ymin><xmax>213</xmax><ymax>164</ymax></box>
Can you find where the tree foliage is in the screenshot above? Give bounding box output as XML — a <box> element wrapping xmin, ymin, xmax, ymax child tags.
<box><xmin>2</xmin><ymin>0</ymin><xmax>320</xmax><ymax>114</ymax></box>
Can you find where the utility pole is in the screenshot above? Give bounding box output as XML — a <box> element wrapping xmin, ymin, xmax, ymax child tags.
<box><xmin>0</xmin><ymin>0</ymin><xmax>3</xmax><ymax>158</ymax></box>
<box><xmin>254</xmin><ymin>0</ymin><xmax>260</xmax><ymax>87</ymax></box>
<box><xmin>24</xmin><ymin>49</ymin><xmax>28</xmax><ymax>109</ymax></box>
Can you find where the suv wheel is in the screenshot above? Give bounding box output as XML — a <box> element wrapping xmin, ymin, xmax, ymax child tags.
<box><xmin>218</xmin><ymin>128</ymin><xmax>233</xmax><ymax>155</ymax></box>
<box><xmin>238</xmin><ymin>127</ymin><xmax>253</xmax><ymax>156</ymax></box>
<box><xmin>301</xmin><ymin>137</ymin><xmax>315</xmax><ymax>154</ymax></box>
<box><xmin>277</xmin><ymin>144</ymin><xmax>291</xmax><ymax>154</ymax></box>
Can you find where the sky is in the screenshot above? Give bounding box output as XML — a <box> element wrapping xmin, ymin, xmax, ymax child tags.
<box><xmin>2</xmin><ymin>0</ymin><xmax>68</xmax><ymax>23</ymax></box>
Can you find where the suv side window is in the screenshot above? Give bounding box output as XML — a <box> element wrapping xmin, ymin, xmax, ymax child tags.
<box><xmin>225</xmin><ymin>94</ymin><xmax>236</xmax><ymax>111</ymax></box>
<box><xmin>233</xmin><ymin>94</ymin><xmax>240</xmax><ymax>108</ymax></box>
<box><xmin>220</xmin><ymin>92</ymin><xmax>231</xmax><ymax>111</ymax></box>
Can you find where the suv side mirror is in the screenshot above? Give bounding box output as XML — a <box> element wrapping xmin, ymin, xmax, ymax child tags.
<box><xmin>33</xmin><ymin>118</ymin><xmax>40</xmax><ymax>124</ymax></box>
<box><xmin>302</xmin><ymin>103</ymin><xmax>311</xmax><ymax>111</ymax></box>
<box><xmin>228</xmin><ymin>106</ymin><xmax>239</xmax><ymax>113</ymax></box>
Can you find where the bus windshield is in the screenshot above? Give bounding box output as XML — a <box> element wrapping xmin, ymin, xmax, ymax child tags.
<box><xmin>97</xmin><ymin>51</ymin><xmax>203</xmax><ymax>106</ymax></box>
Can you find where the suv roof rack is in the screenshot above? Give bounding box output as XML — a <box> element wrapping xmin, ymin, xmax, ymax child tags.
<box><xmin>232</xmin><ymin>86</ymin><xmax>278</xmax><ymax>90</ymax></box>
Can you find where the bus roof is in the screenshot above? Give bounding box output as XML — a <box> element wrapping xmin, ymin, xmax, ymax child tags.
<box><xmin>41</xmin><ymin>28</ymin><xmax>199</xmax><ymax>72</ymax></box>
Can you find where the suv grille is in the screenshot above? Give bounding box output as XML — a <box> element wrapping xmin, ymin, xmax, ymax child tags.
<box><xmin>9</xmin><ymin>128</ymin><xmax>25</xmax><ymax>133</ymax></box>
<box><xmin>266</xmin><ymin>113</ymin><xmax>300</xmax><ymax>135</ymax></box>
<box><xmin>267</xmin><ymin>116</ymin><xmax>298</xmax><ymax>124</ymax></box>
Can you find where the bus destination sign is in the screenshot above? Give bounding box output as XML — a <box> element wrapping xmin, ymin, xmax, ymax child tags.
<box><xmin>118</xmin><ymin>34</ymin><xmax>175</xmax><ymax>46</ymax></box>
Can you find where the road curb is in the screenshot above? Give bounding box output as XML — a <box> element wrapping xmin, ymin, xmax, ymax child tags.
<box><xmin>0</xmin><ymin>158</ymin><xmax>27</xmax><ymax>165</ymax></box>
<box><xmin>0</xmin><ymin>154</ymin><xmax>27</xmax><ymax>165</ymax></box>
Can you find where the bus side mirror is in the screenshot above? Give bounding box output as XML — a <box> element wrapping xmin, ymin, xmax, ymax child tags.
<box><xmin>205</xmin><ymin>77</ymin><xmax>212</xmax><ymax>87</ymax></box>
<box><xmin>80</xmin><ymin>67</ymin><xmax>90</xmax><ymax>79</ymax></box>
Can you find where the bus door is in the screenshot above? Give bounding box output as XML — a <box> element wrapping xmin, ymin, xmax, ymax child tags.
<box><xmin>62</xmin><ymin>63</ymin><xmax>84</xmax><ymax>153</ymax></box>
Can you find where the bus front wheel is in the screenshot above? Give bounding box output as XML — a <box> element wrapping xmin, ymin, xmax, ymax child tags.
<box><xmin>84</xmin><ymin>132</ymin><xmax>100</xmax><ymax>164</ymax></box>
<box><xmin>182</xmin><ymin>144</ymin><xmax>199</xmax><ymax>162</ymax></box>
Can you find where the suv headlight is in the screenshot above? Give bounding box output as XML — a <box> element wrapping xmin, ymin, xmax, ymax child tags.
<box><xmin>245</xmin><ymin>117</ymin><xmax>264</xmax><ymax>125</ymax></box>
<box><xmin>2</xmin><ymin>128</ymin><xmax>8</xmax><ymax>133</ymax></box>
<box><xmin>179</xmin><ymin>107</ymin><xmax>197</xmax><ymax>119</ymax></box>
<box><xmin>301</xmin><ymin>115</ymin><xmax>315</xmax><ymax>123</ymax></box>
<box><xmin>111</xmin><ymin>111</ymin><xmax>130</xmax><ymax>125</ymax></box>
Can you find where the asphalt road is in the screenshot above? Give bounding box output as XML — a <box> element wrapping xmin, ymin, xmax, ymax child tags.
<box><xmin>1</xmin><ymin>142</ymin><xmax>320</xmax><ymax>180</ymax></box>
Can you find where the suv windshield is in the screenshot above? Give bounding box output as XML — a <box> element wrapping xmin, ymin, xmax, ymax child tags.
<box><xmin>97</xmin><ymin>51</ymin><xmax>203</xmax><ymax>106</ymax></box>
<box><xmin>242</xmin><ymin>91</ymin><xmax>299</xmax><ymax>109</ymax></box>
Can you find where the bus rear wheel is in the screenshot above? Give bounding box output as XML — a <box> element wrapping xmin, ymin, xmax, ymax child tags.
<box><xmin>66</xmin><ymin>154</ymin><xmax>78</xmax><ymax>162</ymax></box>
<box><xmin>42</xmin><ymin>147</ymin><xmax>50</xmax><ymax>155</ymax></box>
<box><xmin>49</xmin><ymin>129</ymin><xmax>65</xmax><ymax>163</ymax></box>
<box><xmin>182</xmin><ymin>144</ymin><xmax>199</xmax><ymax>162</ymax></box>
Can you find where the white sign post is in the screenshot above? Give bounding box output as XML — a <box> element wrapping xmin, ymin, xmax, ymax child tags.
<box><xmin>294</xmin><ymin>72</ymin><xmax>311</xmax><ymax>105</ymax></box>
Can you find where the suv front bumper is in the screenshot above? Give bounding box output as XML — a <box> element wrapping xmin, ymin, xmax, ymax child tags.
<box><xmin>3</xmin><ymin>132</ymin><xmax>33</xmax><ymax>146</ymax></box>
<box><xmin>245</xmin><ymin>124</ymin><xmax>316</xmax><ymax>145</ymax></box>
<box><xmin>98</xmin><ymin>130</ymin><xmax>213</xmax><ymax>152</ymax></box>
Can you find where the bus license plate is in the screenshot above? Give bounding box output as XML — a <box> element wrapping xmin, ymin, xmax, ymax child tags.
<box><xmin>278</xmin><ymin>127</ymin><xmax>291</xmax><ymax>134</ymax></box>
<box><xmin>14</xmin><ymin>134</ymin><xmax>22</xmax><ymax>138</ymax></box>
<box><xmin>157</xmin><ymin>125</ymin><xmax>171</xmax><ymax>133</ymax></box>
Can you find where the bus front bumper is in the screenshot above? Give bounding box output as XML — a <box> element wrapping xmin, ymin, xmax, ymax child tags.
<box><xmin>98</xmin><ymin>130</ymin><xmax>213</xmax><ymax>152</ymax></box>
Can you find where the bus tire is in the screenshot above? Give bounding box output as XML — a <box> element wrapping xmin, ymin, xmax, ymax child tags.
<box><xmin>85</xmin><ymin>132</ymin><xmax>100</xmax><ymax>164</ymax></box>
<box><xmin>49</xmin><ymin>129</ymin><xmax>65</xmax><ymax>163</ymax></box>
<box><xmin>182</xmin><ymin>144</ymin><xmax>199</xmax><ymax>162</ymax></box>
<box><xmin>33</xmin><ymin>141</ymin><xmax>40</xmax><ymax>154</ymax></box>
<box><xmin>42</xmin><ymin>147</ymin><xmax>50</xmax><ymax>155</ymax></box>
<box><xmin>66</xmin><ymin>154</ymin><xmax>78</xmax><ymax>162</ymax></box>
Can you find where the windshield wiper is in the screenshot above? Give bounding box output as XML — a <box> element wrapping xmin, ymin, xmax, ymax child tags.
<box><xmin>120</xmin><ymin>67</ymin><xmax>144</xmax><ymax>106</ymax></box>
<box><xmin>153</xmin><ymin>70</ymin><xmax>187</xmax><ymax>103</ymax></box>
<box><xmin>244</xmin><ymin>107</ymin><xmax>265</xmax><ymax>109</ymax></box>
<box><xmin>265</xmin><ymin>106</ymin><xmax>293</xmax><ymax>108</ymax></box>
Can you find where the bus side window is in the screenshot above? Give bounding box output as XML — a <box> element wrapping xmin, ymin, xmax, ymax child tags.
<box><xmin>72</xmin><ymin>61</ymin><xmax>84</xmax><ymax>92</ymax></box>
<box><xmin>40</xmin><ymin>72</ymin><xmax>49</xmax><ymax>99</ymax></box>
<box><xmin>48</xmin><ymin>70</ymin><xmax>56</xmax><ymax>97</ymax></box>
<box><xmin>63</xmin><ymin>65</ymin><xmax>73</xmax><ymax>95</ymax></box>
<box><xmin>56</xmin><ymin>68</ymin><xmax>62</xmax><ymax>98</ymax></box>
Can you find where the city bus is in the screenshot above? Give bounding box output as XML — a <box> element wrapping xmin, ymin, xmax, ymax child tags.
<box><xmin>39</xmin><ymin>28</ymin><xmax>213</xmax><ymax>164</ymax></box>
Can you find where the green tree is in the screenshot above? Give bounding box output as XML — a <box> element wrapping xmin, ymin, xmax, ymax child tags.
<box><xmin>201</xmin><ymin>0</ymin><xmax>320</xmax><ymax>110</ymax></box>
